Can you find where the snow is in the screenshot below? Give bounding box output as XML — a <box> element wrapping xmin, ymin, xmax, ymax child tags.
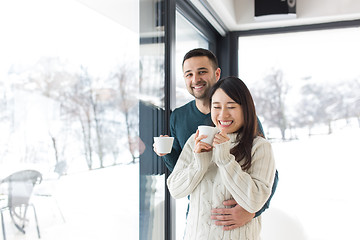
<box><xmin>1</xmin><ymin>164</ymin><xmax>139</xmax><ymax>240</ymax></box>
<box><xmin>175</xmin><ymin>125</ymin><xmax>360</xmax><ymax>240</ymax></box>
<box><xmin>262</xmin><ymin>126</ymin><xmax>360</xmax><ymax>240</ymax></box>
<box><xmin>1</xmin><ymin>125</ymin><xmax>359</xmax><ymax>240</ymax></box>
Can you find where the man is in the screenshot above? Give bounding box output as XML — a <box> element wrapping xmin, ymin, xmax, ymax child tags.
<box><xmin>154</xmin><ymin>48</ymin><xmax>278</xmax><ymax>230</ymax></box>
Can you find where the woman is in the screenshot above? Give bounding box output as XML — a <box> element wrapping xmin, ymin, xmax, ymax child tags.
<box><xmin>167</xmin><ymin>76</ymin><xmax>276</xmax><ymax>240</ymax></box>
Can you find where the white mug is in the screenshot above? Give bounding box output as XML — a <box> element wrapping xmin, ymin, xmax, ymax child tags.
<box><xmin>198</xmin><ymin>125</ymin><xmax>218</xmax><ymax>145</ymax></box>
<box><xmin>153</xmin><ymin>137</ymin><xmax>174</xmax><ymax>154</ymax></box>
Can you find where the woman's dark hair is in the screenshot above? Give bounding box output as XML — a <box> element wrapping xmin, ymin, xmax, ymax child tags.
<box><xmin>209</xmin><ymin>76</ymin><xmax>260</xmax><ymax>171</ymax></box>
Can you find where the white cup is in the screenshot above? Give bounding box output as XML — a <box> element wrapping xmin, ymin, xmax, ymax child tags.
<box><xmin>154</xmin><ymin>137</ymin><xmax>174</xmax><ymax>154</ymax></box>
<box><xmin>198</xmin><ymin>125</ymin><xmax>218</xmax><ymax>145</ymax></box>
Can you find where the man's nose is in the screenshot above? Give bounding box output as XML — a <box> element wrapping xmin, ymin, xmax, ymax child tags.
<box><xmin>192</xmin><ymin>73</ymin><xmax>201</xmax><ymax>83</ymax></box>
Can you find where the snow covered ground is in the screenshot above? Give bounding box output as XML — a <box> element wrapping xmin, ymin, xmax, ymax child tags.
<box><xmin>1</xmin><ymin>164</ymin><xmax>139</xmax><ymax>240</ymax></box>
<box><xmin>1</xmin><ymin>125</ymin><xmax>359</xmax><ymax>240</ymax></box>
<box><xmin>176</xmin><ymin>125</ymin><xmax>360</xmax><ymax>240</ymax></box>
<box><xmin>262</xmin><ymin>126</ymin><xmax>360</xmax><ymax>240</ymax></box>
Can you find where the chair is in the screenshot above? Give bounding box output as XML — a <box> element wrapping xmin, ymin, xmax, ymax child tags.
<box><xmin>0</xmin><ymin>170</ymin><xmax>42</xmax><ymax>240</ymax></box>
<box><xmin>33</xmin><ymin>161</ymin><xmax>67</xmax><ymax>222</ymax></box>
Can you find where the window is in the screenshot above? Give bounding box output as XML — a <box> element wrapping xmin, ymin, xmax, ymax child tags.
<box><xmin>238</xmin><ymin>27</ymin><xmax>360</xmax><ymax>240</ymax></box>
<box><xmin>175</xmin><ymin>12</ymin><xmax>209</xmax><ymax>109</ymax></box>
<box><xmin>0</xmin><ymin>0</ymin><xmax>139</xmax><ymax>239</ymax></box>
<box><xmin>139</xmin><ymin>0</ymin><xmax>167</xmax><ymax>239</ymax></box>
<box><xmin>174</xmin><ymin>11</ymin><xmax>209</xmax><ymax>240</ymax></box>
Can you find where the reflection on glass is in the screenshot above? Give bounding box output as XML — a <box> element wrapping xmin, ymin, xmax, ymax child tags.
<box><xmin>0</xmin><ymin>0</ymin><xmax>139</xmax><ymax>239</ymax></box>
<box><xmin>238</xmin><ymin>28</ymin><xmax>360</xmax><ymax>240</ymax></box>
<box><xmin>175</xmin><ymin>12</ymin><xmax>208</xmax><ymax>109</ymax></box>
<box><xmin>139</xmin><ymin>0</ymin><xmax>166</xmax><ymax>239</ymax></box>
<box><xmin>174</xmin><ymin>12</ymin><xmax>209</xmax><ymax>240</ymax></box>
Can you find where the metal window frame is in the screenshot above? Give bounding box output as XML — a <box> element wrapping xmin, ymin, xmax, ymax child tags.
<box><xmin>163</xmin><ymin>1</ymin><xmax>222</xmax><ymax>239</ymax></box>
<box><xmin>162</xmin><ymin>9</ymin><xmax>360</xmax><ymax>238</ymax></box>
<box><xmin>164</xmin><ymin>0</ymin><xmax>176</xmax><ymax>239</ymax></box>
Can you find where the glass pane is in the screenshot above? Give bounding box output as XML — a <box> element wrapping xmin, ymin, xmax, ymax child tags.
<box><xmin>175</xmin><ymin>12</ymin><xmax>208</xmax><ymax>109</ymax></box>
<box><xmin>238</xmin><ymin>28</ymin><xmax>360</xmax><ymax>240</ymax></box>
<box><xmin>174</xmin><ymin>12</ymin><xmax>209</xmax><ymax>240</ymax></box>
<box><xmin>139</xmin><ymin>0</ymin><xmax>166</xmax><ymax>239</ymax></box>
<box><xmin>0</xmin><ymin>0</ymin><xmax>139</xmax><ymax>239</ymax></box>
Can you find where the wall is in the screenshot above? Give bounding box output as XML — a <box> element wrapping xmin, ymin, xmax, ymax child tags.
<box><xmin>75</xmin><ymin>0</ymin><xmax>139</xmax><ymax>33</ymax></box>
<box><xmin>205</xmin><ymin>0</ymin><xmax>360</xmax><ymax>30</ymax></box>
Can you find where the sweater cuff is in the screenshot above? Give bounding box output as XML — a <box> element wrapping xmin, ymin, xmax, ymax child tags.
<box><xmin>213</xmin><ymin>140</ymin><xmax>232</xmax><ymax>165</ymax></box>
<box><xmin>194</xmin><ymin>151</ymin><xmax>212</xmax><ymax>170</ymax></box>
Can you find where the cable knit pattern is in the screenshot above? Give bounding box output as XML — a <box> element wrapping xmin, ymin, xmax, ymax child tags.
<box><xmin>167</xmin><ymin>133</ymin><xmax>276</xmax><ymax>240</ymax></box>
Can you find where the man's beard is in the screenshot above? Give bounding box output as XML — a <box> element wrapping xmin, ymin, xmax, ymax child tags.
<box><xmin>190</xmin><ymin>81</ymin><xmax>210</xmax><ymax>99</ymax></box>
<box><xmin>193</xmin><ymin>91</ymin><xmax>209</xmax><ymax>100</ymax></box>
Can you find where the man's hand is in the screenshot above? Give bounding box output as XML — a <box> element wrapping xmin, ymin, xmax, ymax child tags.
<box><xmin>153</xmin><ymin>135</ymin><xmax>169</xmax><ymax>156</ymax></box>
<box><xmin>211</xmin><ymin>199</ymin><xmax>255</xmax><ymax>231</ymax></box>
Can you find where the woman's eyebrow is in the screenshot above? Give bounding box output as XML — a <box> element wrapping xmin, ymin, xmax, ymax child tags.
<box><xmin>212</xmin><ymin>101</ymin><xmax>237</xmax><ymax>104</ymax></box>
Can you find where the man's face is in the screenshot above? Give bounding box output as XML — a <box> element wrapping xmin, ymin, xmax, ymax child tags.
<box><xmin>183</xmin><ymin>56</ymin><xmax>220</xmax><ymax>100</ymax></box>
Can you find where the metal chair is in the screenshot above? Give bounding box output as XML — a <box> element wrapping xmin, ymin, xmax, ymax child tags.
<box><xmin>33</xmin><ymin>161</ymin><xmax>67</xmax><ymax>222</ymax></box>
<box><xmin>0</xmin><ymin>170</ymin><xmax>42</xmax><ymax>240</ymax></box>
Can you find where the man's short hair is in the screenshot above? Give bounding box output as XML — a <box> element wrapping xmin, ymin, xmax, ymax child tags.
<box><xmin>182</xmin><ymin>48</ymin><xmax>218</xmax><ymax>70</ymax></box>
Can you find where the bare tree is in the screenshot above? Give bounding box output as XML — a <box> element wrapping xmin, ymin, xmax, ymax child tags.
<box><xmin>252</xmin><ymin>69</ymin><xmax>289</xmax><ymax>140</ymax></box>
<box><xmin>6</xmin><ymin>56</ymin><xmax>140</xmax><ymax>170</ymax></box>
<box><xmin>60</xmin><ymin>66</ymin><xmax>99</xmax><ymax>169</ymax></box>
<box><xmin>339</xmin><ymin>78</ymin><xmax>360</xmax><ymax>127</ymax></box>
<box><xmin>110</xmin><ymin>64</ymin><xmax>139</xmax><ymax>163</ymax></box>
<box><xmin>295</xmin><ymin>81</ymin><xmax>342</xmax><ymax>135</ymax></box>
<box><xmin>295</xmin><ymin>83</ymin><xmax>322</xmax><ymax>135</ymax></box>
<box><xmin>9</xmin><ymin>57</ymin><xmax>76</xmax><ymax>166</ymax></box>
<box><xmin>25</xmin><ymin>58</ymin><xmax>97</xmax><ymax>169</ymax></box>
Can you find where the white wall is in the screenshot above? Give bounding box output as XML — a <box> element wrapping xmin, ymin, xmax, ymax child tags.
<box><xmin>206</xmin><ymin>0</ymin><xmax>360</xmax><ymax>31</ymax></box>
<box><xmin>73</xmin><ymin>0</ymin><xmax>360</xmax><ymax>33</ymax></box>
<box><xmin>75</xmin><ymin>0</ymin><xmax>139</xmax><ymax>33</ymax></box>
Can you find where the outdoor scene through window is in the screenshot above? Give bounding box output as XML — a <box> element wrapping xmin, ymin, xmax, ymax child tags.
<box><xmin>238</xmin><ymin>27</ymin><xmax>360</xmax><ymax>240</ymax></box>
<box><xmin>0</xmin><ymin>0</ymin><xmax>139</xmax><ymax>239</ymax></box>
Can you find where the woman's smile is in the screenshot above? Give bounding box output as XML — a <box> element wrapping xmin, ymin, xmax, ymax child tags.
<box><xmin>218</xmin><ymin>120</ymin><xmax>233</xmax><ymax>127</ymax></box>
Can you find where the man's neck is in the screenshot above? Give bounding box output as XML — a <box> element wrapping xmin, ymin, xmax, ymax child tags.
<box><xmin>195</xmin><ymin>98</ymin><xmax>210</xmax><ymax>114</ymax></box>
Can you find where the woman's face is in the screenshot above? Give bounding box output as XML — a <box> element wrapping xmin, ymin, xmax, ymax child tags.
<box><xmin>211</xmin><ymin>88</ymin><xmax>244</xmax><ymax>134</ymax></box>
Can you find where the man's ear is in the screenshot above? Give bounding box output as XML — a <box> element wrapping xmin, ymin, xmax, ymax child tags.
<box><xmin>215</xmin><ymin>68</ymin><xmax>221</xmax><ymax>81</ymax></box>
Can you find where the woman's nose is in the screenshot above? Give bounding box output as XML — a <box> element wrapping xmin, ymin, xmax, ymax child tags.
<box><xmin>219</xmin><ymin>108</ymin><xmax>229</xmax><ymax>117</ymax></box>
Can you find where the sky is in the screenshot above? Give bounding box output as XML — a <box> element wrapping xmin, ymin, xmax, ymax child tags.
<box><xmin>0</xmin><ymin>0</ymin><xmax>140</xmax><ymax>169</ymax></box>
<box><xmin>237</xmin><ymin>27</ymin><xmax>360</xmax><ymax>117</ymax></box>
<box><xmin>0</xmin><ymin>0</ymin><xmax>138</xmax><ymax>79</ymax></box>
<box><xmin>238</xmin><ymin>27</ymin><xmax>360</xmax><ymax>85</ymax></box>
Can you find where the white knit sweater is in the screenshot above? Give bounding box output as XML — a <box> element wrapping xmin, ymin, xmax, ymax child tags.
<box><xmin>167</xmin><ymin>133</ymin><xmax>276</xmax><ymax>240</ymax></box>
